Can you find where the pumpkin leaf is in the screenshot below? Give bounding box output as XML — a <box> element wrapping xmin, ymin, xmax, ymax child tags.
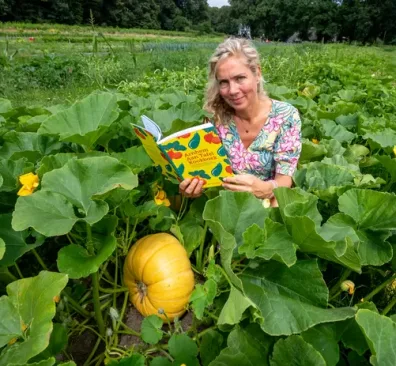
<box><xmin>57</xmin><ymin>216</ymin><xmax>118</xmax><ymax>279</ymax></box>
<box><xmin>12</xmin><ymin>157</ymin><xmax>137</xmax><ymax>236</ymax></box>
<box><xmin>240</xmin><ymin>260</ymin><xmax>356</xmax><ymax>336</ymax></box>
<box><xmin>190</xmin><ymin>279</ymin><xmax>217</xmax><ymax>320</ymax></box>
<box><xmin>239</xmin><ymin>219</ymin><xmax>297</xmax><ymax>267</ymax></box>
<box><xmin>270</xmin><ymin>335</ymin><xmax>326</xmax><ymax>366</ymax></box>
<box><xmin>210</xmin><ymin>324</ymin><xmax>274</xmax><ymax>366</ymax></box>
<box><xmin>141</xmin><ymin>315</ymin><xmax>164</xmax><ymax>345</ymax></box>
<box><xmin>301</xmin><ymin>323</ymin><xmax>340</xmax><ymax>366</ymax></box>
<box><xmin>339</xmin><ymin>189</ymin><xmax>396</xmax><ymax>230</ymax></box>
<box><xmin>0</xmin><ymin>271</ymin><xmax>68</xmax><ymax>365</ymax></box>
<box><xmin>203</xmin><ymin>191</ymin><xmax>269</xmax><ymax>290</ymax></box>
<box><xmin>111</xmin><ymin>146</ymin><xmax>153</xmax><ymax>173</ymax></box>
<box><xmin>218</xmin><ymin>286</ymin><xmax>254</xmax><ymax>326</ymax></box>
<box><xmin>109</xmin><ymin>354</ymin><xmax>145</xmax><ymax>366</ymax></box>
<box><xmin>38</xmin><ymin>92</ymin><xmax>119</xmax><ymax>149</ymax></box>
<box><xmin>355</xmin><ymin>309</ymin><xmax>396</xmax><ymax>366</ymax></box>
<box><xmin>0</xmin><ymin>213</ymin><xmax>44</xmax><ymax>267</ymax></box>
<box><xmin>199</xmin><ymin>330</ymin><xmax>224</xmax><ymax>366</ymax></box>
<box><xmin>149</xmin><ymin>358</ymin><xmax>171</xmax><ymax>366</ymax></box>
<box><xmin>0</xmin><ymin>131</ymin><xmax>62</xmax><ymax>162</ymax></box>
<box><xmin>168</xmin><ymin>333</ymin><xmax>199</xmax><ymax>366</ymax></box>
<box><xmin>30</xmin><ymin>323</ymin><xmax>68</xmax><ymax>363</ymax></box>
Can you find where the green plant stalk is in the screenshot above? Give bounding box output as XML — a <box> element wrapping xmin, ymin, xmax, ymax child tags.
<box><xmin>127</xmin><ymin>218</ymin><xmax>139</xmax><ymax>248</ymax></box>
<box><xmin>65</xmin><ymin>294</ymin><xmax>92</xmax><ymax>318</ymax></box>
<box><xmin>31</xmin><ymin>248</ymin><xmax>48</xmax><ymax>270</ymax></box>
<box><xmin>99</xmin><ymin>286</ymin><xmax>128</xmax><ymax>294</ymax></box>
<box><xmin>83</xmin><ymin>336</ymin><xmax>101</xmax><ymax>366</ymax></box>
<box><xmin>86</xmin><ymin>223</ymin><xmax>106</xmax><ymax>337</ymax></box>
<box><xmin>0</xmin><ymin>267</ymin><xmax>18</xmax><ymax>284</ymax></box>
<box><xmin>382</xmin><ymin>296</ymin><xmax>396</xmax><ymax>316</ymax></box>
<box><xmin>362</xmin><ymin>273</ymin><xmax>396</xmax><ymax>302</ymax></box>
<box><xmin>329</xmin><ymin>269</ymin><xmax>352</xmax><ymax>296</ymax></box>
<box><xmin>14</xmin><ymin>262</ymin><xmax>24</xmax><ymax>278</ymax></box>
<box><xmin>196</xmin><ymin>222</ymin><xmax>208</xmax><ymax>272</ymax></box>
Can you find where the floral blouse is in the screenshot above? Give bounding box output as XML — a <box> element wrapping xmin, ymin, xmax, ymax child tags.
<box><xmin>215</xmin><ymin>99</ymin><xmax>302</xmax><ymax>181</ymax></box>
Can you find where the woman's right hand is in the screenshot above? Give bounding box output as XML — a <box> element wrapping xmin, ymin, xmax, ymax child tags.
<box><xmin>179</xmin><ymin>178</ymin><xmax>204</xmax><ymax>198</ymax></box>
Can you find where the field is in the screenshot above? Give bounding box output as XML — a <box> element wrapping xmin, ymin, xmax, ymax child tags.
<box><xmin>1</xmin><ymin>24</ymin><xmax>396</xmax><ymax>366</ymax></box>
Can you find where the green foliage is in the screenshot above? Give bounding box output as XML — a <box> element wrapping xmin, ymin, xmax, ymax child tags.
<box><xmin>1</xmin><ymin>43</ymin><xmax>396</xmax><ymax>365</ymax></box>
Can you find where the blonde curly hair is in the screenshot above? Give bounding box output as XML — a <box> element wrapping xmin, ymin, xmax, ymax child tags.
<box><xmin>204</xmin><ymin>37</ymin><xmax>266</xmax><ymax>125</ymax></box>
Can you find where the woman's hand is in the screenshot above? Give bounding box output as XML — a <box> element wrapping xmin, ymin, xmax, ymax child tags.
<box><xmin>222</xmin><ymin>174</ymin><xmax>273</xmax><ymax>199</ymax></box>
<box><xmin>179</xmin><ymin>178</ymin><xmax>205</xmax><ymax>198</ymax></box>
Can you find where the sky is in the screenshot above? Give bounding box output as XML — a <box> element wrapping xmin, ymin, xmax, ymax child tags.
<box><xmin>208</xmin><ymin>0</ymin><xmax>230</xmax><ymax>8</ymax></box>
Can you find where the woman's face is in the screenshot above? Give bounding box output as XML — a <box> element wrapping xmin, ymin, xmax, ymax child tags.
<box><xmin>216</xmin><ymin>55</ymin><xmax>261</xmax><ymax>112</ymax></box>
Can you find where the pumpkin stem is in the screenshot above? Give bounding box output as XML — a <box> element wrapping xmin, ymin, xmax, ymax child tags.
<box><xmin>137</xmin><ymin>281</ymin><xmax>147</xmax><ymax>302</ymax></box>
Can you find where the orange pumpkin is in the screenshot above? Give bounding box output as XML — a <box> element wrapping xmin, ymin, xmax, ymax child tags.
<box><xmin>123</xmin><ymin>233</ymin><xmax>194</xmax><ymax>321</ymax></box>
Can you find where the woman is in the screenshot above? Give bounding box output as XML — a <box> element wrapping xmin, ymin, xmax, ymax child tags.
<box><xmin>179</xmin><ymin>38</ymin><xmax>302</xmax><ymax>206</ymax></box>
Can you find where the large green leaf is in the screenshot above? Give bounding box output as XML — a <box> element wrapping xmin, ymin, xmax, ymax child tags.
<box><xmin>0</xmin><ymin>213</ymin><xmax>44</xmax><ymax>267</ymax></box>
<box><xmin>12</xmin><ymin>191</ymin><xmax>80</xmax><ymax>237</ymax></box>
<box><xmin>320</xmin><ymin>119</ymin><xmax>356</xmax><ymax>143</ymax></box>
<box><xmin>339</xmin><ymin>189</ymin><xmax>396</xmax><ymax>230</ymax></box>
<box><xmin>203</xmin><ymin>191</ymin><xmax>269</xmax><ymax>290</ymax></box>
<box><xmin>240</xmin><ymin>260</ymin><xmax>356</xmax><ymax>335</ymax></box>
<box><xmin>0</xmin><ymin>98</ymin><xmax>12</xmax><ymax>114</ymax></box>
<box><xmin>168</xmin><ymin>333</ymin><xmax>199</xmax><ymax>366</ymax></box>
<box><xmin>0</xmin><ymin>131</ymin><xmax>62</xmax><ymax>162</ymax></box>
<box><xmin>218</xmin><ymin>286</ymin><xmax>253</xmax><ymax>326</ymax></box>
<box><xmin>151</xmin><ymin>103</ymin><xmax>205</xmax><ymax>134</ymax></box>
<box><xmin>300</xmin><ymin>139</ymin><xmax>327</xmax><ymax>163</ymax></box>
<box><xmin>376</xmin><ymin>155</ymin><xmax>396</xmax><ymax>183</ymax></box>
<box><xmin>12</xmin><ymin>157</ymin><xmax>137</xmax><ymax>236</ymax></box>
<box><xmin>364</xmin><ymin>128</ymin><xmax>396</xmax><ymax>148</ymax></box>
<box><xmin>301</xmin><ymin>323</ymin><xmax>340</xmax><ymax>366</ymax></box>
<box><xmin>190</xmin><ymin>279</ymin><xmax>217</xmax><ymax>320</ymax></box>
<box><xmin>57</xmin><ymin>216</ymin><xmax>118</xmax><ymax>279</ymax></box>
<box><xmin>239</xmin><ymin>219</ymin><xmax>297</xmax><ymax>267</ymax></box>
<box><xmin>270</xmin><ymin>335</ymin><xmax>326</xmax><ymax>366</ymax></box>
<box><xmin>0</xmin><ymin>271</ymin><xmax>68</xmax><ymax>365</ymax></box>
<box><xmin>38</xmin><ymin>92</ymin><xmax>119</xmax><ymax>149</ymax></box>
<box><xmin>209</xmin><ymin>324</ymin><xmax>274</xmax><ymax>366</ymax></box>
<box><xmin>111</xmin><ymin>146</ymin><xmax>153</xmax><ymax>174</ymax></box>
<box><xmin>356</xmin><ymin>309</ymin><xmax>396</xmax><ymax>366</ymax></box>
<box><xmin>276</xmin><ymin>188</ymin><xmax>361</xmax><ymax>272</ymax></box>
<box><xmin>200</xmin><ymin>330</ymin><xmax>224</xmax><ymax>366</ymax></box>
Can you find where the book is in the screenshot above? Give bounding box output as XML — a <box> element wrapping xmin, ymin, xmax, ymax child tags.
<box><xmin>132</xmin><ymin>115</ymin><xmax>234</xmax><ymax>188</ymax></box>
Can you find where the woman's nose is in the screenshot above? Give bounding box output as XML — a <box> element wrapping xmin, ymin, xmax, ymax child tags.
<box><xmin>228</xmin><ymin>81</ymin><xmax>239</xmax><ymax>95</ymax></box>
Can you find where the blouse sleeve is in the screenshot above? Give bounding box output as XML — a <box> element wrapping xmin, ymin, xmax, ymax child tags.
<box><xmin>273</xmin><ymin>107</ymin><xmax>302</xmax><ymax>176</ymax></box>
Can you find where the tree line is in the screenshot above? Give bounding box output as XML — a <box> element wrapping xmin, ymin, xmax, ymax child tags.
<box><xmin>0</xmin><ymin>0</ymin><xmax>395</xmax><ymax>44</ymax></box>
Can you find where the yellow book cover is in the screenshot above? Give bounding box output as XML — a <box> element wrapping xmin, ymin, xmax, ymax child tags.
<box><xmin>132</xmin><ymin>115</ymin><xmax>234</xmax><ymax>188</ymax></box>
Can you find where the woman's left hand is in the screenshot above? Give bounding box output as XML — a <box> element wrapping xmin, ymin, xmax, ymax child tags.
<box><xmin>222</xmin><ymin>174</ymin><xmax>273</xmax><ymax>199</ymax></box>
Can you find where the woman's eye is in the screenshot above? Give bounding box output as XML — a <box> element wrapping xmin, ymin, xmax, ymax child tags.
<box><xmin>236</xmin><ymin>76</ymin><xmax>246</xmax><ymax>82</ymax></box>
<box><xmin>219</xmin><ymin>81</ymin><xmax>228</xmax><ymax>88</ymax></box>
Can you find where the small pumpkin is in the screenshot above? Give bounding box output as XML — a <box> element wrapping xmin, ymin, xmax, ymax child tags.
<box><xmin>123</xmin><ymin>233</ymin><xmax>194</xmax><ymax>321</ymax></box>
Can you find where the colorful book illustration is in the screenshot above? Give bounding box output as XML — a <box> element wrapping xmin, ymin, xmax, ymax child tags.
<box><xmin>132</xmin><ymin>115</ymin><xmax>234</xmax><ymax>188</ymax></box>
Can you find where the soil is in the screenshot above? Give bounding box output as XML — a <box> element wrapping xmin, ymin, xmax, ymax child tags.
<box><xmin>119</xmin><ymin>303</ymin><xmax>194</xmax><ymax>349</ymax></box>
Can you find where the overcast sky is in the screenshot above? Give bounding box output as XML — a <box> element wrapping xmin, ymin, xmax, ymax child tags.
<box><xmin>208</xmin><ymin>0</ymin><xmax>230</xmax><ymax>7</ymax></box>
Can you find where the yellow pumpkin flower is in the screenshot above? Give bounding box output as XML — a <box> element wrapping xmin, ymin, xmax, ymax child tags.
<box><xmin>312</xmin><ymin>138</ymin><xmax>319</xmax><ymax>144</ymax></box>
<box><xmin>340</xmin><ymin>280</ymin><xmax>355</xmax><ymax>295</ymax></box>
<box><xmin>393</xmin><ymin>145</ymin><xmax>396</xmax><ymax>157</ymax></box>
<box><xmin>154</xmin><ymin>189</ymin><xmax>170</xmax><ymax>207</ymax></box>
<box><xmin>17</xmin><ymin>173</ymin><xmax>39</xmax><ymax>196</ymax></box>
<box><xmin>53</xmin><ymin>295</ymin><xmax>61</xmax><ymax>303</ymax></box>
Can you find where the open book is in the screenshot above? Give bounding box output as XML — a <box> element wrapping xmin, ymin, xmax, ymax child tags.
<box><xmin>132</xmin><ymin>115</ymin><xmax>234</xmax><ymax>188</ymax></box>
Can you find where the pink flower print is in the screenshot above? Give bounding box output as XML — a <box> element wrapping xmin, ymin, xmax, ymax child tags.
<box><xmin>229</xmin><ymin>141</ymin><xmax>247</xmax><ymax>170</ymax></box>
<box><xmin>245</xmin><ymin>152</ymin><xmax>261</xmax><ymax>168</ymax></box>
<box><xmin>280</xmin><ymin>126</ymin><xmax>301</xmax><ymax>151</ymax></box>
<box><xmin>231</xmin><ymin>155</ymin><xmax>247</xmax><ymax>171</ymax></box>
<box><xmin>216</xmin><ymin>124</ymin><xmax>229</xmax><ymax>140</ymax></box>
<box><xmin>264</xmin><ymin>115</ymin><xmax>283</xmax><ymax>133</ymax></box>
<box><xmin>229</xmin><ymin>140</ymin><xmax>245</xmax><ymax>158</ymax></box>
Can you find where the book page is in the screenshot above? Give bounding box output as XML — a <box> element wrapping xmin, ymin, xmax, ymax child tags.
<box><xmin>141</xmin><ymin>115</ymin><xmax>162</xmax><ymax>141</ymax></box>
<box><xmin>158</xmin><ymin>122</ymin><xmax>214</xmax><ymax>144</ymax></box>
